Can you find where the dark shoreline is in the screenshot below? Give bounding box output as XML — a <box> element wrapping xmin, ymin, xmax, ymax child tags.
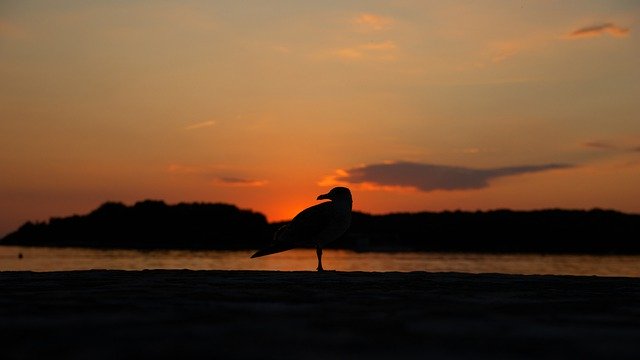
<box><xmin>4</xmin><ymin>201</ymin><xmax>640</xmax><ymax>255</ymax></box>
<box><xmin>2</xmin><ymin>270</ymin><xmax>640</xmax><ymax>359</ymax></box>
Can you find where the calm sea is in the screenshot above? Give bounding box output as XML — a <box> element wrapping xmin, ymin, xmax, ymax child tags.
<box><xmin>1</xmin><ymin>245</ymin><xmax>639</xmax><ymax>276</ymax></box>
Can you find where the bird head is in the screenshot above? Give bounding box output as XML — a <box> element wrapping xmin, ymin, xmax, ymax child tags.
<box><xmin>317</xmin><ymin>187</ymin><xmax>352</xmax><ymax>203</ymax></box>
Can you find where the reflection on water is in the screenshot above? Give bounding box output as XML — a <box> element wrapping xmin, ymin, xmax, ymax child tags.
<box><xmin>1</xmin><ymin>245</ymin><xmax>639</xmax><ymax>277</ymax></box>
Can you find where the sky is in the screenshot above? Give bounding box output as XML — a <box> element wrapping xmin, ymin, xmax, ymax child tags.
<box><xmin>1</xmin><ymin>0</ymin><xmax>639</xmax><ymax>236</ymax></box>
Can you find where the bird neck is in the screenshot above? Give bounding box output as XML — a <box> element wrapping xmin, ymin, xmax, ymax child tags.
<box><xmin>332</xmin><ymin>198</ymin><xmax>353</xmax><ymax>211</ymax></box>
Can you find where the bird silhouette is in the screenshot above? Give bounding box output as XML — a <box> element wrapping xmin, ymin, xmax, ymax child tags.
<box><xmin>251</xmin><ymin>187</ymin><xmax>353</xmax><ymax>271</ymax></box>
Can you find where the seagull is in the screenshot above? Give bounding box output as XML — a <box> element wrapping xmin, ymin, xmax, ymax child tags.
<box><xmin>251</xmin><ymin>187</ymin><xmax>353</xmax><ymax>271</ymax></box>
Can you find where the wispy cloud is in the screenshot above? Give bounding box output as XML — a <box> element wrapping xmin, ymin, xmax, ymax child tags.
<box><xmin>461</xmin><ymin>33</ymin><xmax>550</xmax><ymax>71</ymax></box>
<box><xmin>214</xmin><ymin>177</ymin><xmax>267</xmax><ymax>187</ymax></box>
<box><xmin>489</xmin><ymin>41</ymin><xmax>522</xmax><ymax>63</ymax></box>
<box><xmin>331</xmin><ymin>40</ymin><xmax>398</xmax><ymax>61</ymax></box>
<box><xmin>583</xmin><ymin>141</ymin><xmax>617</xmax><ymax>150</ymax></box>
<box><xmin>323</xmin><ymin>13</ymin><xmax>397</xmax><ymax>62</ymax></box>
<box><xmin>322</xmin><ymin>161</ymin><xmax>570</xmax><ymax>192</ymax></box>
<box><xmin>582</xmin><ymin>140</ymin><xmax>640</xmax><ymax>153</ymax></box>
<box><xmin>167</xmin><ymin>164</ymin><xmax>267</xmax><ymax>187</ymax></box>
<box><xmin>185</xmin><ymin>120</ymin><xmax>216</xmax><ymax>130</ymax></box>
<box><xmin>566</xmin><ymin>23</ymin><xmax>630</xmax><ymax>39</ymax></box>
<box><xmin>352</xmin><ymin>13</ymin><xmax>394</xmax><ymax>32</ymax></box>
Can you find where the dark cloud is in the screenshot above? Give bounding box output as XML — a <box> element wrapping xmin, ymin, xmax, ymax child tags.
<box><xmin>568</xmin><ymin>23</ymin><xmax>630</xmax><ymax>39</ymax></box>
<box><xmin>582</xmin><ymin>141</ymin><xmax>640</xmax><ymax>153</ymax></box>
<box><xmin>583</xmin><ymin>141</ymin><xmax>617</xmax><ymax>150</ymax></box>
<box><xmin>336</xmin><ymin>162</ymin><xmax>571</xmax><ymax>192</ymax></box>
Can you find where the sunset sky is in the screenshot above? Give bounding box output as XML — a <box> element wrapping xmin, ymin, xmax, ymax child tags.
<box><xmin>1</xmin><ymin>1</ymin><xmax>639</xmax><ymax>236</ymax></box>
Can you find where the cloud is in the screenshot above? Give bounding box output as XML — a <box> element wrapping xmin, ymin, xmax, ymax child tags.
<box><xmin>324</xmin><ymin>13</ymin><xmax>396</xmax><ymax>62</ymax></box>
<box><xmin>167</xmin><ymin>164</ymin><xmax>267</xmax><ymax>187</ymax></box>
<box><xmin>582</xmin><ymin>140</ymin><xmax>640</xmax><ymax>153</ymax></box>
<box><xmin>583</xmin><ymin>141</ymin><xmax>617</xmax><ymax>150</ymax></box>
<box><xmin>185</xmin><ymin>120</ymin><xmax>216</xmax><ymax>130</ymax></box>
<box><xmin>331</xmin><ymin>40</ymin><xmax>398</xmax><ymax>61</ymax></box>
<box><xmin>489</xmin><ymin>41</ymin><xmax>522</xmax><ymax>63</ymax></box>
<box><xmin>567</xmin><ymin>23</ymin><xmax>630</xmax><ymax>39</ymax></box>
<box><xmin>214</xmin><ymin>177</ymin><xmax>267</xmax><ymax>187</ymax></box>
<box><xmin>323</xmin><ymin>161</ymin><xmax>570</xmax><ymax>192</ymax></box>
<box><xmin>352</xmin><ymin>13</ymin><xmax>394</xmax><ymax>32</ymax></box>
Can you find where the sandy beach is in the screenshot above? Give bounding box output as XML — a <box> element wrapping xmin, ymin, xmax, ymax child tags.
<box><xmin>1</xmin><ymin>270</ymin><xmax>640</xmax><ymax>359</ymax></box>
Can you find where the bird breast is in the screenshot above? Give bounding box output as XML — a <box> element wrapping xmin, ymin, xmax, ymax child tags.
<box><xmin>317</xmin><ymin>201</ymin><xmax>352</xmax><ymax>247</ymax></box>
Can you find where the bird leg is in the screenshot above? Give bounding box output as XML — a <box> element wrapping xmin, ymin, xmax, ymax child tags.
<box><xmin>316</xmin><ymin>246</ymin><xmax>323</xmax><ymax>272</ymax></box>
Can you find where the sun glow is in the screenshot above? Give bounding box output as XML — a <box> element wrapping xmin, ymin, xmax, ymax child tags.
<box><xmin>1</xmin><ymin>1</ymin><xmax>639</xmax><ymax>236</ymax></box>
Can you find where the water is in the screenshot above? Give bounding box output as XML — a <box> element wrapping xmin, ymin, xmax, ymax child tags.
<box><xmin>2</xmin><ymin>246</ymin><xmax>639</xmax><ymax>276</ymax></box>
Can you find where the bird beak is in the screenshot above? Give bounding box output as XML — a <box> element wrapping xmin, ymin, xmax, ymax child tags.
<box><xmin>317</xmin><ymin>193</ymin><xmax>329</xmax><ymax>200</ymax></box>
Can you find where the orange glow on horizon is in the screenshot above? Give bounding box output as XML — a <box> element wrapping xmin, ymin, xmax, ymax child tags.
<box><xmin>1</xmin><ymin>1</ymin><xmax>639</xmax><ymax>236</ymax></box>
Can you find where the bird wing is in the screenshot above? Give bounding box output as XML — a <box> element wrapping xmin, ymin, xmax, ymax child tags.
<box><xmin>279</xmin><ymin>201</ymin><xmax>334</xmax><ymax>245</ymax></box>
<box><xmin>251</xmin><ymin>202</ymin><xmax>333</xmax><ymax>258</ymax></box>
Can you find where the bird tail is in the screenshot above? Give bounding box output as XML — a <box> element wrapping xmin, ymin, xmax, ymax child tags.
<box><xmin>251</xmin><ymin>224</ymin><xmax>294</xmax><ymax>258</ymax></box>
<box><xmin>250</xmin><ymin>243</ymin><xmax>295</xmax><ymax>258</ymax></box>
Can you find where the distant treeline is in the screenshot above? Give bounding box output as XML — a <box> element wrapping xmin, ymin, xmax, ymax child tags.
<box><xmin>2</xmin><ymin>201</ymin><xmax>271</xmax><ymax>250</ymax></box>
<box><xmin>341</xmin><ymin>210</ymin><xmax>640</xmax><ymax>254</ymax></box>
<box><xmin>2</xmin><ymin>200</ymin><xmax>640</xmax><ymax>254</ymax></box>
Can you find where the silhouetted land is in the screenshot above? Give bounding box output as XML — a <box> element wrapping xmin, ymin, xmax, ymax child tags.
<box><xmin>1</xmin><ymin>270</ymin><xmax>640</xmax><ymax>359</ymax></box>
<box><xmin>2</xmin><ymin>200</ymin><xmax>270</xmax><ymax>250</ymax></box>
<box><xmin>2</xmin><ymin>200</ymin><xmax>640</xmax><ymax>254</ymax></box>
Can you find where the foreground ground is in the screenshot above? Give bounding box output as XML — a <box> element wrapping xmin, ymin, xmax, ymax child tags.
<box><xmin>1</xmin><ymin>270</ymin><xmax>640</xmax><ymax>359</ymax></box>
